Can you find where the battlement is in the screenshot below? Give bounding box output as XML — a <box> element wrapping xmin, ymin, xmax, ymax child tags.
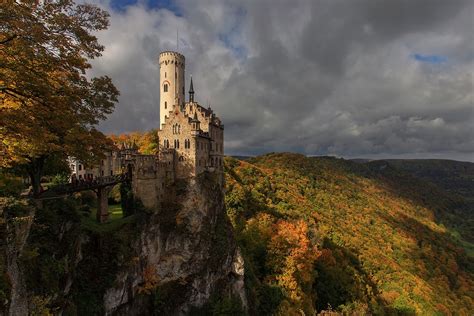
<box><xmin>158</xmin><ymin>51</ymin><xmax>185</xmax><ymax>67</ymax></box>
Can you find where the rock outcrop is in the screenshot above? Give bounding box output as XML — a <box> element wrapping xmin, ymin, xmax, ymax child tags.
<box><xmin>104</xmin><ymin>172</ymin><xmax>247</xmax><ymax>314</ymax></box>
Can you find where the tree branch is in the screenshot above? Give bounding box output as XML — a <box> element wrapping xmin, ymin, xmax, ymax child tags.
<box><xmin>0</xmin><ymin>34</ymin><xmax>18</xmax><ymax>45</ymax></box>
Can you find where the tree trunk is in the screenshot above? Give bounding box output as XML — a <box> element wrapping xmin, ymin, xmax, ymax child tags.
<box><xmin>27</xmin><ymin>156</ymin><xmax>45</xmax><ymax>197</ymax></box>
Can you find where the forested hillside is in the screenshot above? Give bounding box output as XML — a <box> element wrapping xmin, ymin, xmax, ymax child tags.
<box><xmin>377</xmin><ymin>159</ymin><xmax>474</xmax><ymax>203</ymax></box>
<box><xmin>224</xmin><ymin>153</ymin><xmax>474</xmax><ymax>315</ymax></box>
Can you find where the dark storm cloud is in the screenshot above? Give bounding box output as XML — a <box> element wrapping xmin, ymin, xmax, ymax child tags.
<box><xmin>89</xmin><ymin>0</ymin><xmax>474</xmax><ymax>161</ymax></box>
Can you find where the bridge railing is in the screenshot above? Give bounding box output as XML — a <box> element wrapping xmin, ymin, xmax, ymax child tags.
<box><xmin>42</xmin><ymin>173</ymin><xmax>130</xmax><ymax>196</ymax></box>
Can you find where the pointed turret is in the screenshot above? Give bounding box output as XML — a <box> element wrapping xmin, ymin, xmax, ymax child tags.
<box><xmin>191</xmin><ymin>111</ymin><xmax>200</xmax><ymax>132</ymax></box>
<box><xmin>189</xmin><ymin>76</ymin><xmax>195</xmax><ymax>103</ymax></box>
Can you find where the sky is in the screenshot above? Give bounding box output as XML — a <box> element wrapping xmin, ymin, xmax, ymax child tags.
<box><xmin>87</xmin><ymin>0</ymin><xmax>474</xmax><ymax>161</ymax></box>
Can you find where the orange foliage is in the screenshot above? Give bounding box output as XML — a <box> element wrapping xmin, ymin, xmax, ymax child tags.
<box><xmin>268</xmin><ymin>220</ymin><xmax>321</xmax><ymax>305</ymax></box>
<box><xmin>137</xmin><ymin>265</ymin><xmax>159</xmax><ymax>295</ymax></box>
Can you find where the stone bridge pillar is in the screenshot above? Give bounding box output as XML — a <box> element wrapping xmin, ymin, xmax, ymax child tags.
<box><xmin>96</xmin><ymin>186</ymin><xmax>112</xmax><ymax>223</ymax></box>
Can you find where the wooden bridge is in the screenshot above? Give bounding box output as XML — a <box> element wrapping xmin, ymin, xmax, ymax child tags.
<box><xmin>36</xmin><ymin>173</ymin><xmax>131</xmax><ymax>223</ymax></box>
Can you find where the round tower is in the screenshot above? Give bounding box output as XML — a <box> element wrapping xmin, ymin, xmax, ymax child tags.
<box><xmin>158</xmin><ymin>51</ymin><xmax>185</xmax><ymax>127</ymax></box>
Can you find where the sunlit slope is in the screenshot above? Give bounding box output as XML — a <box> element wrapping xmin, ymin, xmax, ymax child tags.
<box><xmin>224</xmin><ymin>153</ymin><xmax>473</xmax><ymax>314</ymax></box>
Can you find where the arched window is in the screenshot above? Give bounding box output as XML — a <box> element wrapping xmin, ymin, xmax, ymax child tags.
<box><xmin>179</xmin><ymin>156</ymin><xmax>185</xmax><ymax>162</ymax></box>
<box><xmin>165</xmin><ymin>72</ymin><xmax>167</xmax><ymax>78</ymax></box>
<box><xmin>165</xmin><ymin>101</ymin><xmax>167</xmax><ymax>109</ymax></box>
<box><xmin>164</xmin><ymin>84</ymin><xmax>168</xmax><ymax>92</ymax></box>
<box><xmin>176</xmin><ymin>140</ymin><xmax>180</xmax><ymax>149</ymax></box>
<box><xmin>178</xmin><ymin>125</ymin><xmax>181</xmax><ymax>134</ymax></box>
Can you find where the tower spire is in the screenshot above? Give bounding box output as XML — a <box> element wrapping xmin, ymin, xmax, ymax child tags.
<box><xmin>189</xmin><ymin>75</ymin><xmax>194</xmax><ymax>102</ymax></box>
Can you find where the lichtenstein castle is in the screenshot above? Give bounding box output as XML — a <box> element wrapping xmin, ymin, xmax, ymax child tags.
<box><xmin>157</xmin><ymin>51</ymin><xmax>224</xmax><ymax>178</ymax></box>
<box><xmin>69</xmin><ymin>51</ymin><xmax>224</xmax><ymax>210</ymax></box>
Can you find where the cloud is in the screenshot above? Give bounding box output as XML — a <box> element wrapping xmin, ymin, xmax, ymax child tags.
<box><xmin>88</xmin><ymin>0</ymin><xmax>474</xmax><ymax>161</ymax></box>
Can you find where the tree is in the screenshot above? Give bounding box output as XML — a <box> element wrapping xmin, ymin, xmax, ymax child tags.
<box><xmin>0</xmin><ymin>0</ymin><xmax>119</xmax><ymax>195</ymax></box>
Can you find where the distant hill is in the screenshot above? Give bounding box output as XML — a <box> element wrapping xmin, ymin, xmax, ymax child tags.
<box><xmin>374</xmin><ymin>159</ymin><xmax>474</xmax><ymax>203</ymax></box>
<box><xmin>230</xmin><ymin>155</ymin><xmax>254</xmax><ymax>161</ymax></box>
<box><xmin>224</xmin><ymin>153</ymin><xmax>474</xmax><ymax>315</ymax></box>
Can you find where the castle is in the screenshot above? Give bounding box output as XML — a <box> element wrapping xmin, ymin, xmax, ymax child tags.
<box><xmin>69</xmin><ymin>51</ymin><xmax>224</xmax><ymax>211</ymax></box>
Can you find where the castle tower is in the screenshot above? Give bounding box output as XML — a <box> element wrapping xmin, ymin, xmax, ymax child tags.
<box><xmin>158</xmin><ymin>51</ymin><xmax>185</xmax><ymax>127</ymax></box>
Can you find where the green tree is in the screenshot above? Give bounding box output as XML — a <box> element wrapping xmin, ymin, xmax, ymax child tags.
<box><xmin>0</xmin><ymin>0</ymin><xmax>119</xmax><ymax>195</ymax></box>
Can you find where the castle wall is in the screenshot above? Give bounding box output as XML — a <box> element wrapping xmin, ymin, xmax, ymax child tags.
<box><xmin>132</xmin><ymin>155</ymin><xmax>161</xmax><ymax>210</ymax></box>
<box><xmin>157</xmin><ymin>105</ymin><xmax>203</xmax><ymax>178</ymax></box>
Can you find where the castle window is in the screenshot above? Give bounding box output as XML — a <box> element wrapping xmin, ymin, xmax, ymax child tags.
<box><xmin>165</xmin><ymin>72</ymin><xmax>167</xmax><ymax>78</ymax></box>
<box><xmin>177</xmin><ymin>140</ymin><xmax>180</xmax><ymax>148</ymax></box>
<box><xmin>165</xmin><ymin>101</ymin><xmax>167</xmax><ymax>109</ymax></box>
<box><xmin>179</xmin><ymin>156</ymin><xmax>184</xmax><ymax>162</ymax></box>
<box><xmin>178</xmin><ymin>125</ymin><xmax>181</xmax><ymax>134</ymax></box>
<box><xmin>164</xmin><ymin>84</ymin><xmax>168</xmax><ymax>92</ymax></box>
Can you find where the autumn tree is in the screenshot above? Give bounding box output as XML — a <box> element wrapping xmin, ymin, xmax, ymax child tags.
<box><xmin>267</xmin><ymin>220</ymin><xmax>320</xmax><ymax>313</ymax></box>
<box><xmin>0</xmin><ymin>0</ymin><xmax>119</xmax><ymax>195</ymax></box>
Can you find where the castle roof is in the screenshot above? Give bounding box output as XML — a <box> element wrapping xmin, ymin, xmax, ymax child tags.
<box><xmin>189</xmin><ymin>76</ymin><xmax>194</xmax><ymax>94</ymax></box>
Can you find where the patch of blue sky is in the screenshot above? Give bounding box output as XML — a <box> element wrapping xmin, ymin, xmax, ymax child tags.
<box><xmin>218</xmin><ymin>7</ymin><xmax>247</xmax><ymax>60</ymax></box>
<box><xmin>110</xmin><ymin>0</ymin><xmax>182</xmax><ymax>16</ymax></box>
<box><xmin>411</xmin><ymin>53</ymin><xmax>448</xmax><ymax>64</ymax></box>
<box><xmin>218</xmin><ymin>33</ymin><xmax>247</xmax><ymax>60</ymax></box>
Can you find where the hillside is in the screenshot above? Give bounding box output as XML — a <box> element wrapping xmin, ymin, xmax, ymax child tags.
<box><xmin>224</xmin><ymin>153</ymin><xmax>474</xmax><ymax>315</ymax></box>
<box><xmin>375</xmin><ymin>159</ymin><xmax>474</xmax><ymax>203</ymax></box>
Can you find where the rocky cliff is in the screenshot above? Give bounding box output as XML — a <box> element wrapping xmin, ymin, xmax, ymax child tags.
<box><xmin>0</xmin><ymin>171</ymin><xmax>246</xmax><ymax>315</ymax></box>
<box><xmin>103</xmin><ymin>172</ymin><xmax>246</xmax><ymax>315</ymax></box>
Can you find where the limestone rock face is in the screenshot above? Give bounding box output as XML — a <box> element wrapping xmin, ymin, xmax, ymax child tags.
<box><xmin>1</xmin><ymin>199</ymin><xmax>35</xmax><ymax>316</ymax></box>
<box><xmin>104</xmin><ymin>172</ymin><xmax>247</xmax><ymax>315</ymax></box>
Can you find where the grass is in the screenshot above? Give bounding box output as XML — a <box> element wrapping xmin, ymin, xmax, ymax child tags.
<box><xmin>109</xmin><ymin>204</ymin><xmax>123</xmax><ymax>220</ymax></box>
<box><xmin>80</xmin><ymin>203</ymin><xmax>136</xmax><ymax>233</ymax></box>
<box><xmin>449</xmin><ymin>229</ymin><xmax>474</xmax><ymax>257</ymax></box>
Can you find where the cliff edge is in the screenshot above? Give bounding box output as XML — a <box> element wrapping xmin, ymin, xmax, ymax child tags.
<box><xmin>0</xmin><ymin>171</ymin><xmax>246</xmax><ymax>315</ymax></box>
